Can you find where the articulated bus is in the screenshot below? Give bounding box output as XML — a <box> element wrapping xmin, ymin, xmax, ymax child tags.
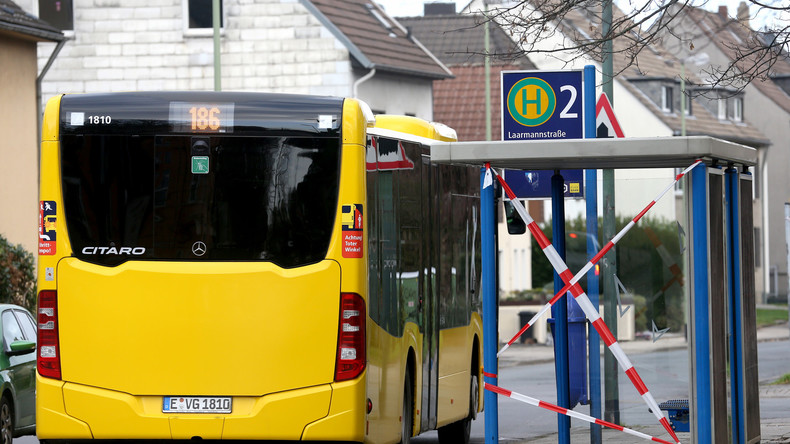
<box><xmin>37</xmin><ymin>92</ymin><xmax>482</xmax><ymax>443</ymax></box>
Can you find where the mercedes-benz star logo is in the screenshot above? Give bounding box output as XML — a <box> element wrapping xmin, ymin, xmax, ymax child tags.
<box><xmin>191</xmin><ymin>241</ymin><xmax>207</xmax><ymax>257</ymax></box>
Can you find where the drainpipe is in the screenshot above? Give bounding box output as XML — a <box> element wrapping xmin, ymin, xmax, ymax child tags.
<box><xmin>353</xmin><ymin>68</ymin><xmax>376</xmax><ymax>99</ymax></box>
<box><xmin>36</xmin><ymin>39</ymin><xmax>67</xmax><ymax>190</ymax></box>
<box><xmin>36</xmin><ymin>39</ymin><xmax>67</xmax><ymax>141</ymax></box>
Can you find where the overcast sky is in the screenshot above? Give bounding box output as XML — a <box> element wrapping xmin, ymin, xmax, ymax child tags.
<box><xmin>375</xmin><ymin>0</ymin><xmax>784</xmax><ymax>29</ymax></box>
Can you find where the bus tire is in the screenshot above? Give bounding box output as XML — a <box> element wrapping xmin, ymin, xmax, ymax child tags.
<box><xmin>399</xmin><ymin>370</ymin><xmax>414</xmax><ymax>444</ymax></box>
<box><xmin>437</xmin><ymin>373</ymin><xmax>478</xmax><ymax>444</ymax></box>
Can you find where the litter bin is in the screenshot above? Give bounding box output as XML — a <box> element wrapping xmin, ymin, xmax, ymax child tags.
<box><xmin>518</xmin><ymin>311</ymin><xmax>536</xmax><ymax>343</ymax></box>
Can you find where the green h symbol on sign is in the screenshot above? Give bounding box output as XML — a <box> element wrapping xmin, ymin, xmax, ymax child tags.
<box><xmin>521</xmin><ymin>87</ymin><xmax>542</xmax><ymax>116</ymax></box>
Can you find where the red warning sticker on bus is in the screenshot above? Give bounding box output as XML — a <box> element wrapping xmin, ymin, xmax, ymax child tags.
<box><xmin>39</xmin><ymin>201</ymin><xmax>57</xmax><ymax>256</ymax></box>
<box><xmin>342</xmin><ymin>204</ymin><xmax>363</xmax><ymax>258</ymax></box>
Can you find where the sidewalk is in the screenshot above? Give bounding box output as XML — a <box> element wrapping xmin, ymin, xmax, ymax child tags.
<box><xmin>497</xmin><ymin>322</ymin><xmax>790</xmax><ymax>443</ymax></box>
<box><xmin>499</xmin><ymin>321</ymin><xmax>789</xmax><ymax>367</ymax></box>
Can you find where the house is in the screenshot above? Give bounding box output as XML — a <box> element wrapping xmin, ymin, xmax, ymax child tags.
<box><xmin>0</xmin><ymin>0</ymin><xmax>63</xmax><ymax>254</ymax></box>
<box><xmin>657</xmin><ymin>2</ymin><xmax>790</xmax><ymax>300</ymax></box>
<box><xmin>18</xmin><ymin>0</ymin><xmax>451</xmax><ymax>119</ymax></box>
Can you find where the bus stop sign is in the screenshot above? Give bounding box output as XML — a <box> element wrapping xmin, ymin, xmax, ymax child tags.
<box><xmin>501</xmin><ymin>70</ymin><xmax>585</xmax><ymax>199</ymax></box>
<box><xmin>501</xmin><ymin>70</ymin><xmax>584</xmax><ymax>140</ymax></box>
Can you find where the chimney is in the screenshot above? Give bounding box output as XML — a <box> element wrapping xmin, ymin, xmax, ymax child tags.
<box><xmin>718</xmin><ymin>5</ymin><xmax>728</xmax><ymax>21</ymax></box>
<box><xmin>737</xmin><ymin>1</ymin><xmax>750</xmax><ymax>28</ymax></box>
<box><xmin>424</xmin><ymin>2</ymin><xmax>456</xmax><ymax>16</ymax></box>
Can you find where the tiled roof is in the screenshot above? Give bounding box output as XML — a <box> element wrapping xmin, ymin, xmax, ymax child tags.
<box><xmin>399</xmin><ymin>14</ymin><xmax>532</xmax><ymax>67</ymax></box>
<box><xmin>556</xmin><ymin>4</ymin><xmax>768</xmax><ymax>146</ymax></box>
<box><xmin>434</xmin><ymin>64</ymin><xmax>521</xmax><ymax>141</ymax></box>
<box><xmin>401</xmin><ymin>14</ymin><xmax>536</xmax><ymax>141</ymax></box>
<box><xmin>0</xmin><ymin>0</ymin><xmax>63</xmax><ymax>42</ymax></box>
<box><xmin>680</xmin><ymin>5</ymin><xmax>790</xmax><ymax>115</ymax></box>
<box><xmin>303</xmin><ymin>0</ymin><xmax>451</xmax><ymax>79</ymax></box>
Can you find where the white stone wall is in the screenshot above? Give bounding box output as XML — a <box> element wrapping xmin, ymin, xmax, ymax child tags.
<box><xmin>356</xmin><ymin>72</ymin><xmax>434</xmax><ymax>120</ymax></box>
<box><xmin>24</xmin><ymin>0</ymin><xmax>361</xmax><ymax>105</ymax></box>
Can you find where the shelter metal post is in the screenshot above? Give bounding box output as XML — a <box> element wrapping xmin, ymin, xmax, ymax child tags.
<box><xmin>551</xmin><ymin>172</ymin><xmax>570</xmax><ymax>443</ymax></box>
<box><xmin>481</xmin><ymin>168</ymin><xmax>498</xmax><ymax>444</ymax></box>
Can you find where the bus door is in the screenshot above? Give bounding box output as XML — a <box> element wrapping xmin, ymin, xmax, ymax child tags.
<box><xmin>420</xmin><ymin>153</ymin><xmax>439</xmax><ymax>431</ymax></box>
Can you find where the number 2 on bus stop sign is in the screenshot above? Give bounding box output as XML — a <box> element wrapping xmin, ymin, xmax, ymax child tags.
<box><xmin>342</xmin><ymin>204</ymin><xmax>363</xmax><ymax>258</ymax></box>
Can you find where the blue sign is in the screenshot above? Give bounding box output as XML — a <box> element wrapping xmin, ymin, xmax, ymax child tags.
<box><xmin>504</xmin><ymin>169</ymin><xmax>585</xmax><ymax>200</ymax></box>
<box><xmin>501</xmin><ymin>70</ymin><xmax>584</xmax><ymax>141</ymax></box>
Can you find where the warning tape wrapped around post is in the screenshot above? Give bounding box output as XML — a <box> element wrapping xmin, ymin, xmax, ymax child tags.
<box><xmin>485</xmin><ymin>383</ymin><xmax>674</xmax><ymax>444</ymax></box>
<box><xmin>488</xmin><ymin>161</ymin><xmax>703</xmax><ymax>444</ymax></box>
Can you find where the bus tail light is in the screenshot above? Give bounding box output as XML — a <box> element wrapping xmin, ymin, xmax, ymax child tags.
<box><xmin>335</xmin><ymin>293</ymin><xmax>366</xmax><ymax>381</ymax></box>
<box><xmin>37</xmin><ymin>290</ymin><xmax>62</xmax><ymax>380</ymax></box>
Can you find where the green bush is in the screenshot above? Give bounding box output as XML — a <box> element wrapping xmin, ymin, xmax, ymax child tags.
<box><xmin>0</xmin><ymin>234</ymin><xmax>36</xmax><ymax>311</ymax></box>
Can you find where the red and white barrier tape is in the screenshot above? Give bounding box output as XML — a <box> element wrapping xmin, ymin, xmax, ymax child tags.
<box><xmin>485</xmin><ymin>383</ymin><xmax>674</xmax><ymax>444</ymax></box>
<box><xmin>488</xmin><ymin>162</ymin><xmax>702</xmax><ymax>443</ymax></box>
<box><xmin>497</xmin><ymin>160</ymin><xmax>700</xmax><ymax>355</ymax></box>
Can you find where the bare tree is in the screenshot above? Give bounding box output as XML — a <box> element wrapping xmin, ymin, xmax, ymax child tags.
<box><xmin>471</xmin><ymin>0</ymin><xmax>790</xmax><ymax>91</ymax></box>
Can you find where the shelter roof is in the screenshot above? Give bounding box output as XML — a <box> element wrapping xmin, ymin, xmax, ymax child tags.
<box><xmin>431</xmin><ymin>136</ymin><xmax>757</xmax><ymax>170</ymax></box>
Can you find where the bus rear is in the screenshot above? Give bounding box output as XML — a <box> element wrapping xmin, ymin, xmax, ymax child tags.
<box><xmin>37</xmin><ymin>92</ymin><xmax>370</xmax><ymax>440</ymax></box>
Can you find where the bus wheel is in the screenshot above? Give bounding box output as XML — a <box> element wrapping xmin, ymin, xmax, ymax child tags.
<box><xmin>399</xmin><ymin>370</ymin><xmax>413</xmax><ymax>444</ymax></box>
<box><xmin>437</xmin><ymin>374</ymin><xmax>478</xmax><ymax>444</ymax></box>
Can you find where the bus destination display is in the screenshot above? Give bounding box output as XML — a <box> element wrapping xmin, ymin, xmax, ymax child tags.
<box><xmin>169</xmin><ymin>101</ymin><xmax>235</xmax><ymax>133</ymax></box>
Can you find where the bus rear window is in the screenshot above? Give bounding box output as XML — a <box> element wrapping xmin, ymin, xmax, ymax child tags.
<box><xmin>61</xmin><ymin>135</ymin><xmax>340</xmax><ymax>267</ymax></box>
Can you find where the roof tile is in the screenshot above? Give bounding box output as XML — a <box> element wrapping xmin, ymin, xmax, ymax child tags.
<box><xmin>307</xmin><ymin>0</ymin><xmax>451</xmax><ymax>79</ymax></box>
<box><xmin>0</xmin><ymin>0</ymin><xmax>63</xmax><ymax>41</ymax></box>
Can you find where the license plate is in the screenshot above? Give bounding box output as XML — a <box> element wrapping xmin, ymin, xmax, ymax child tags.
<box><xmin>163</xmin><ymin>396</ymin><xmax>232</xmax><ymax>413</ymax></box>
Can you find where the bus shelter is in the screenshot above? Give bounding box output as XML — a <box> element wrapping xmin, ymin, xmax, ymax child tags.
<box><xmin>431</xmin><ymin>136</ymin><xmax>760</xmax><ymax>444</ymax></box>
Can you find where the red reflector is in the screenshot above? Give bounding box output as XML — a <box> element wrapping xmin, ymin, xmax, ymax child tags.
<box><xmin>37</xmin><ymin>290</ymin><xmax>62</xmax><ymax>380</ymax></box>
<box><xmin>569</xmin><ymin>233</ymin><xmax>578</xmax><ymax>239</ymax></box>
<box><xmin>335</xmin><ymin>293</ymin><xmax>366</xmax><ymax>382</ymax></box>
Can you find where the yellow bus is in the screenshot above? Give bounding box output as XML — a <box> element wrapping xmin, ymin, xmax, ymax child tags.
<box><xmin>37</xmin><ymin>92</ymin><xmax>483</xmax><ymax>443</ymax></box>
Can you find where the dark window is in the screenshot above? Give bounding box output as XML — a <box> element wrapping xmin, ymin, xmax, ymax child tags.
<box><xmin>38</xmin><ymin>0</ymin><xmax>74</xmax><ymax>31</ymax></box>
<box><xmin>188</xmin><ymin>0</ymin><xmax>223</xmax><ymax>29</ymax></box>
<box><xmin>366</xmin><ymin>136</ymin><xmax>480</xmax><ymax>335</ymax></box>
<box><xmin>662</xmin><ymin>86</ymin><xmax>674</xmax><ymax>112</ymax></box>
<box><xmin>398</xmin><ymin>142</ymin><xmax>423</xmax><ymax>327</ymax></box>
<box><xmin>61</xmin><ymin>134</ymin><xmax>340</xmax><ymax>267</ymax></box>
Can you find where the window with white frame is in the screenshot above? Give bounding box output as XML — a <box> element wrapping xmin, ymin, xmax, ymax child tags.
<box><xmin>718</xmin><ymin>98</ymin><xmax>727</xmax><ymax>120</ymax></box>
<box><xmin>733</xmin><ymin>97</ymin><xmax>743</xmax><ymax>122</ymax></box>
<box><xmin>661</xmin><ymin>86</ymin><xmax>674</xmax><ymax>112</ymax></box>
<box><xmin>185</xmin><ymin>0</ymin><xmax>223</xmax><ymax>32</ymax></box>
